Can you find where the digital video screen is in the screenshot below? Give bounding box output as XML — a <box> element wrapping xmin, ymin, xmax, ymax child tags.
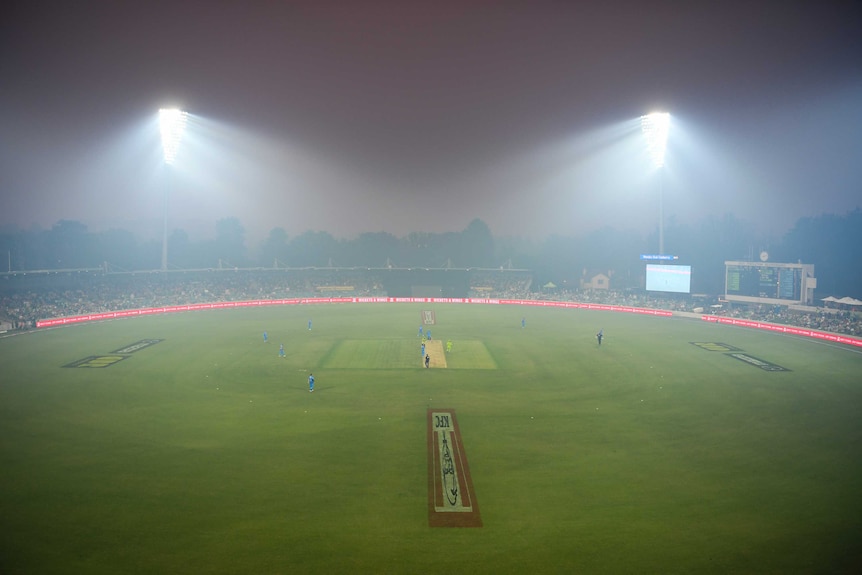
<box><xmin>645</xmin><ymin>264</ymin><xmax>691</xmax><ymax>294</ymax></box>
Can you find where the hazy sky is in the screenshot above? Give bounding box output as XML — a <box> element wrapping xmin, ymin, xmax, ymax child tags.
<box><xmin>2</xmin><ymin>0</ymin><xmax>860</xmax><ymax>245</ymax></box>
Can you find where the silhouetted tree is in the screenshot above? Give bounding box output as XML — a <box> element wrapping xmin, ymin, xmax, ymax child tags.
<box><xmin>582</xmin><ymin>227</ymin><xmax>646</xmax><ymax>290</ymax></box>
<box><xmin>777</xmin><ymin>208</ymin><xmax>862</xmax><ymax>297</ymax></box>
<box><xmin>1</xmin><ymin>208</ymin><xmax>856</xmax><ymax>300</ymax></box>
<box><xmin>684</xmin><ymin>214</ymin><xmax>757</xmax><ymax>293</ymax></box>
<box><xmin>215</xmin><ymin>217</ymin><xmax>247</xmax><ymax>268</ymax></box>
<box><xmin>494</xmin><ymin>236</ymin><xmax>536</xmax><ymax>270</ymax></box>
<box><xmin>0</xmin><ymin>233</ymin><xmax>19</xmax><ymax>272</ymax></box>
<box><xmin>459</xmin><ymin>218</ymin><xmax>495</xmax><ymax>267</ymax></box>
<box><xmin>260</xmin><ymin>227</ymin><xmax>290</xmax><ymax>267</ymax></box>
<box><xmin>49</xmin><ymin>220</ymin><xmax>95</xmax><ymax>268</ymax></box>
<box><xmin>99</xmin><ymin>228</ymin><xmax>139</xmax><ymax>271</ymax></box>
<box><xmin>534</xmin><ymin>234</ymin><xmax>580</xmax><ymax>286</ymax></box>
<box><xmin>288</xmin><ymin>230</ymin><xmax>338</xmax><ymax>267</ymax></box>
<box><xmin>167</xmin><ymin>229</ymin><xmax>194</xmax><ymax>270</ymax></box>
<box><xmin>346</xmin><ymin>232</ymin><xmax>400</xmax><ymax>267</ymax></box>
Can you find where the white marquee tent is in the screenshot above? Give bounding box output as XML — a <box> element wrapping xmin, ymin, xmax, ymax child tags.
<box><xmin>821</xmin><ymin>296</ymin><xmax>862</xmax><ymax>307</ymax></box>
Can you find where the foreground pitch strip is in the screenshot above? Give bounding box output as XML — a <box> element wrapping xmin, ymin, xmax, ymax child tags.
<box><xmin>427</xmin><ymin>408</ymin><xmax>482</xmax><ymax>527</ymax></box>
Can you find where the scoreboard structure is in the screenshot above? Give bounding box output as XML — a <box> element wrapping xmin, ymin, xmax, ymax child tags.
<box><xmin>725</xmin><ymin>261</ymin><xmax>816</xmax><ymax>305</ymax></box>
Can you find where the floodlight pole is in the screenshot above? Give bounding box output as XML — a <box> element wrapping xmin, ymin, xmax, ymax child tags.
<box><xmin>158</xmin><ymin>108</ymin><xmax>188</xmax><ymax>272</ymax></box>
<box><xmin>659</xmin><ymin>166</ymin><xmax>664</xmax><ymax>255</ymax></box>
<box><xmin>161</xmin><ymin>170</ymin><xmax>171</xmax><ymax>271</ymax></box>
<box><xmin>640</xmin><ymin>112</ymin><xmax>670</xmax><ymax>256</ymax></box>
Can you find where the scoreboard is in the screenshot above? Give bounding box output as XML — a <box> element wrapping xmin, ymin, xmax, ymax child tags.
<box><xmin>725</xmin><ymin>261</ymin><xmax>815</xmax><ymax>304</ymax></box>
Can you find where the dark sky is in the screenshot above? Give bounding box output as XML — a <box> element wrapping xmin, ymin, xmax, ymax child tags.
<box><xmin>2</xmin><ymin>0</ymin><xmax>861</xmax><ymax>244</ymax></box>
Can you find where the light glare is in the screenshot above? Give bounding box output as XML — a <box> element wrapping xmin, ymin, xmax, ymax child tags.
<box><xmin>641</xmin><ymin>112</ymin><xmax>670</xmax><ymax>168</ymax></box>
<box><xmin>159</xmin><ymin>108</ymin><xmax>188</xmax><ymax>165</ymax></box>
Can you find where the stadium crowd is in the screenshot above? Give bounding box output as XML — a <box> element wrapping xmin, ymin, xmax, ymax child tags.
<box><xmin>711</xmin><ymin>305</ymin><xmax>861</xmax><ymax>336</ymax></box>
<box><xmin>1</xmin><ymin>269</ymin><xmax>860</xmax><ymax>338</ymax></box>
<box><xmin>0</xmin><ymin>270</ymin><xmax>385</xmax><ymax>330</ymax></box>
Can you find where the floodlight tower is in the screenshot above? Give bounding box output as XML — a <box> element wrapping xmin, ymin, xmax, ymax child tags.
<box><xmin>159</xmin><ymin>108</ymin><xmax>188</xmax><ymax>271</ymax></box>
<box><xmin>641</xmin><ymin>112</ymin><xmax>670</xmax><ymax>255</ymax></box>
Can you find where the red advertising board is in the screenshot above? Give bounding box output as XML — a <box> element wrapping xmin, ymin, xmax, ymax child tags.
<box><xmin>32</xmin><ymin>298</ymin><xmax>861</xmax><ymax>348</ymax></box>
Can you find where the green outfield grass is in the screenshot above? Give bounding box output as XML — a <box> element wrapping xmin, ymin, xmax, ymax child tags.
<box><xmin>1</xmin><ymin>303</ymin><xmax>861</xmax><ymax>574</ymax></box>
<box><xmin>445</xmin><ymin>340</ymin><xmax>497</xmax><ymax>369</ymax></box>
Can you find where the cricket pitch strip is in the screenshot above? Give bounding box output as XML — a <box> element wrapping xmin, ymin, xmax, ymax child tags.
<box><xmin>424</xmin><ymin>339</ymin><xmax>446</xmax><ymax>368</ymax></box>
<box><xmin>427</xmin><ymin>408</ymin><xmax>482</xmax><ymax>527</ymax></box>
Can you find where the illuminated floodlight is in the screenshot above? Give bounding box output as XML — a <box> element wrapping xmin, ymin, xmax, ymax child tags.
<box><xmin>159</xmin><ymin>108</ymin><xmax>188</xmax><ymax>165</ymax></box>
<box><xmin>641</xmin><ymin>112</ymin><xmax>670</xmax><ymax>168</ymax></box>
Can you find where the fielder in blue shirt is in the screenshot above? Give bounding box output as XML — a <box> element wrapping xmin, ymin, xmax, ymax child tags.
<box><xmin>279</xmin><ymin>343</ymin><xmax>285</xmax><ymax>358</ymax></box>
<box><xmin>263</xmin><ymin>331</ymin><xmax>268</xmax><ymax>343</ymax></box>
<box><xmin>308</xmin><ymin>373</ymin><xmax>315</xmax><ymax>392</ymax></box>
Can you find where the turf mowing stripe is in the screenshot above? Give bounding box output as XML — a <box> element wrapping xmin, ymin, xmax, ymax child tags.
<box><xmin>427</xmin><ymin>409</ymin><xmax>482</xmax><ymax>527</ymax></box>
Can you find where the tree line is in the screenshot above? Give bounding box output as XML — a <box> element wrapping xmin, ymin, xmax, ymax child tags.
<box><xmin>1</xmin><ymin>210</ymin><xmax>860</xmax><ymax>297</ymax></box>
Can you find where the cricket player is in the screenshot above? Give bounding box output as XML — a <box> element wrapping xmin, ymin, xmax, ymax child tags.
<box><xmin>308</xmin><ymin>373</ymin><xmax>315</xmax><ymax>392</ymax></box>
<box><xmin>421</xmin><ymin>342</ymin><xmax>426</xmax><ymax>357</ymax></box>
<box><xmin>522</xmin><ymin>317</ymin><xmax>526</xmax><ymax>328</ymax></box>
<box><xmin>279</xmin><ymin>343</ymin><xmax>285</xmax><ymax>358</ymax></box>
<box><xmin>418</xmin><ymin>326</ymin><xmax>423</xmax><ymax>337</ymax></box>
<box><xmin>263</xmin><ymin>331</ymin><xmax>268</xmax><ymax>343</ymax></box>
<box><xmin>596</xmin><ymin>329</ymin><xmax>604</xmax><ymax>346</ymax></box>
<box><xmin>446</xmin><ymin>340</ymin><xmax>453</xmax><ymax>353</ymax></box>
<box><xmin>308</xmin><ymin>319</ymin><xmax>312</xmax><ymax>331</ymax></box>
<box><xmin>425</xmin><ymin>354</ymin><xmax>430</xmax><ymax>368</ymax></box>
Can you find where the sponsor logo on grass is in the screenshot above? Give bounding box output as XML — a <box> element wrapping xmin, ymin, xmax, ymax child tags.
<box><xmin>427</xmin><ymin>409</ymin><xmax>481</xmax><ymax>527</ymax></box>
<box><xmin>728</xmin><ymin>353</ymin><xmax>789</xmax><ymax>371</ymax></box>
<box><xmin>110</xmin><ymin>339</ymin><xmax>164</xmax><ymax>354</ymax></box>
<box><xmin>421</xmin><ymin>310</ymin><xmax>436</xmax><ymax>325</ymax></box>
<box><xmin>691</xmin><ymin>342</ymin><xmax>742</xmax><ymax>352</ymax></box>
<box><xmin>63</xmin><ymin>355</ymin><xmax>130</xmax><ymax>368</ymax></box>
